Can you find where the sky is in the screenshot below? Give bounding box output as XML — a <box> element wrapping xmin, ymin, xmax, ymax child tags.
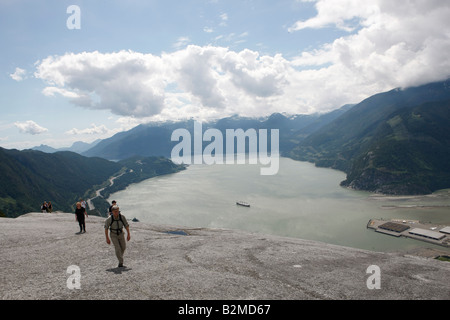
<box><xmin>1</xmin><ymin>0</ymin><xmax>450</xmax><ymax>150</ymax></box>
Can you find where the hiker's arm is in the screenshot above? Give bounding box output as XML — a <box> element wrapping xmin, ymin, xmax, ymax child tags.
<box><xmin>126</xmin><ymin>226</ymin><xmax>131</xmax><ymax>241</ymax></box>
<box><xmin>105</xmin><ymin>229</ymin><xmax>110</xmax><ymax>244</ymax></box>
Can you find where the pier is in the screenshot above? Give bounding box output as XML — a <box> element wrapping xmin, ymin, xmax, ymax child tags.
<box><xmin>367</xmin><ymin>219</ymin><xmax>450</xmax><ymax>248</ymax></box>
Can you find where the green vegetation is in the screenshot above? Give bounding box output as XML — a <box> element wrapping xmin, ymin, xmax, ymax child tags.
<box><xmin>290</xmin><ymin>80</ymin><xmax>450</xmax><ymax>195</ymax></box>
<box><xmin>340</xmin><ymin>99</ymin><xmax>450</xmax><ymax>194</ymax></box>
<box><xmin>435</xmin><ymin>256</ymin><xmax>450</xmax><ymax>262</ymax></box>
<box><xmin>0</xmin><ymin>148</ymin><xmax>184</xmax><ymax>217</ymax></box>
<box><xmin>0</xmin><ymin>148</ymin><xmax>121</xmax><ymax>217</ymax></box>
<box><xmin>86</xmin><ymin>156</ymin><xmax>186</xmax><ymax>216</ymax></box>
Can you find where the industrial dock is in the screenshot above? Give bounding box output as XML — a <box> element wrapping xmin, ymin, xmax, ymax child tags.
<box><xmin>367</xmin><ymin>218</ymin><xmax>450</xmax><ymax>248</ymax></box>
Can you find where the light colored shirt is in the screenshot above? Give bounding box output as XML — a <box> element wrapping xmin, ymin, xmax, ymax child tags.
<box><xmin>105</xmin><ymin>214</ymin><xmax>129</xmax><ymax>233</ymax></box>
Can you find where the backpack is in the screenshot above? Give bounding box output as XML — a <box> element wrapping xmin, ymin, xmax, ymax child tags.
<box><xmin>109</xmin><ymin>213</ymin><xmax>124</xmax><ymax>234</ymax></box>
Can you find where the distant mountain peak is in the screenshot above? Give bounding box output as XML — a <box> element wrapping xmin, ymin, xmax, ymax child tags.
<box><xmin>30</xmin><ymin>140</ymin><xmax>101</xmax><ymax>154</ymax></box>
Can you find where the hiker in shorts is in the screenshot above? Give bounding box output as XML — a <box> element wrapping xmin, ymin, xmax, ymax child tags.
<box><xmin>105</xmin><ymin>205</ymin><xmax>130</xmax><ymax>268</ymax></box>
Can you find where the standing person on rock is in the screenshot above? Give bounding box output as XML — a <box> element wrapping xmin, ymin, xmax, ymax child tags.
<box><xmin>105</xmin><ymin>205</ymin><xmax>130</xmax><ymax>268</ymax></box>
<box><xmin>75</xmin><ymin>202</ymin><xmax>88</xmax><ymax>234</ymax></box>
<box><xmin>108</xmin><ymin>200</ymin><xmax>117</xmax><ymax>215</ymax></box>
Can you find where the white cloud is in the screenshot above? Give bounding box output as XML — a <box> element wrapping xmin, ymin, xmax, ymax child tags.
<box><xmin>33</xmin><ymin>1</ymin><xmax>450</xmax><ymax>121</ymax></box>
<box><xmin>220</xmin><ymin>13</ymin><xmax>228</xmax><ymax>21</ymax></box>
<box><xmin>289</xmin><ymin>0</ymin><xmax>380</xmax><ymax>32</ymax></box>
<box><xmin>42</xmin><ymin>86</ymin><xmax>82</xmax><ymax>99</ymax></box>
<box><xmin>173</xmin><ymin>36</ymin><xmax>191</xmax><ymax>49</ymax></box>
<box><xmin>10</xmin><ymin>67</ymin><xmax>27</xmax><ymax>81</ymax></box>
<box><xmin>290</xmin><ymin>0</ymin><xmax>450</xmax><ymax>93</ymax></box>
<box><xmin>219</xmin><ymin>13</ymin><xmax>228</xmax><ymax>26</ymax></box>
<box><xmin>14</xmin><ymin>121</ymin><xmax>48</xmax><ymax>135</ymax></box>
<box><xmin>65</xmin><ymin>123</ymin><xmax>110</xmax><ymax>135</ymax></box>
<box><xmin>35</xmin><ymin>50</ymin><xmax>167</xmax><ymax>117</ymax></box>
<box><xmin>34</xmin><ymin>47</ymin><xmax>297</xmax><ymax>119</ymax></box>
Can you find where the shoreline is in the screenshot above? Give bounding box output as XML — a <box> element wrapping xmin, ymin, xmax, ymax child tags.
<box><xmin>104</xmin><ymin>158</ymin><xmax>450</xmax><ymax>255</ymax></box>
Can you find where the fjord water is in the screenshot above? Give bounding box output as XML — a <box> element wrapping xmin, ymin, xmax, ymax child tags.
<box><xmin>109</xmin><ymin>157</ymin><xmax>450</xmax><ymax>253</ymax></box>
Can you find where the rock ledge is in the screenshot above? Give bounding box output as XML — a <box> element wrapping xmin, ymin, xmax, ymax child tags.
<box><xmin>1</xmin><ymin>212</ymin><xmax>449</xmax><ymax>300</ymax></box>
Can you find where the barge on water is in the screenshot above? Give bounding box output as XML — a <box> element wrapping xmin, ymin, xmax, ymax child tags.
<box><xmin>236</xmin><ymin>201</ymin><xmax>250</xmax><ymax>207</ymax></box>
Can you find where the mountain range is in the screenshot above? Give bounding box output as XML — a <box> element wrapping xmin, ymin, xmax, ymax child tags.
<box><xmin>290</xmin><ymin>79</ymin><xmax>450</xmax><ymax>194</ymax></box>
<box><xmin>5</xmin><ymin>78</ymin><xmax>450</xmax><ymax>218</ymax></box>
<box><xmin>0</xmin><ymin>148</ymin><xmax>184</xmax><ymax>217</ymax></box>
<box><xmin>81</xmin><ymin>79</ymin><xmax>450</xmax><ymax>195</ymax></box>
<box><xmin>0</xmin><ymin>149</ymin><xmax>119</xmax><ymax>217</ymax></box>
<box><xmin>81</xmin><ymin>106</ymin><xmax>354</xmax><ymax>160</ymax></box>
<box><xmin>32</xmin><ymin>139</ymin><xmax>101</xmax><ymax>154</ymax></box>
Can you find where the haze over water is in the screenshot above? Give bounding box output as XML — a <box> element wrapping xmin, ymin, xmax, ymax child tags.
<box><xmin>109</xmin><ymin>157</ymin><xmax>450</xmax><ymax>253</ymax></box>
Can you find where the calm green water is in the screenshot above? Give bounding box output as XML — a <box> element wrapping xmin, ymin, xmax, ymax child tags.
<box><xmin>109</xmin><ymin>157</ymin><xmax>450</xmax><ymax>253</ymax></box>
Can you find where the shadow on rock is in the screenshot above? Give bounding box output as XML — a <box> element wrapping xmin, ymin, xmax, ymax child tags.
<box><xmin>106</xmin><ymin>267</ymin><xmax>132</xmax><ymax>274</ymax></box>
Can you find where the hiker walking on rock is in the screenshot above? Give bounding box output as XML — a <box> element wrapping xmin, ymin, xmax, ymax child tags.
<box><xmin>105</xmin><ymin>205</ymin><xmax>130</xmax><ymax>268</ymax></box>
<box><xmin>75</xmin><ymin>202</ymin><xmax>88</xmax><ymax>233</ymax></box>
